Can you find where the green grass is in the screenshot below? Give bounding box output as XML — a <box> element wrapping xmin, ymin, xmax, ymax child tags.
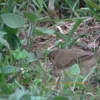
<box><xmin>0</xmin><ymin>0</ymin><xmax>100</xmax><ymax>100</ymax></box>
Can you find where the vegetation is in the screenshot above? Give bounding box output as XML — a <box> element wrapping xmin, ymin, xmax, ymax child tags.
<box><xmin>0</xmin><ymin>0</ymin><xmax>100</xmax><ymax>100</ymax></box>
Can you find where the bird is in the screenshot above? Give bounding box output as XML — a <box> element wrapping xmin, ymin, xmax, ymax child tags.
<box><xmin>48</xmin><ymin>48</ymin><xmax>99</xmax><ymax>76</ymax></box>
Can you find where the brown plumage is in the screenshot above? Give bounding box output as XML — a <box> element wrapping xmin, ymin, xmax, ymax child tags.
<box><xmin>48</xmin><ymin>48</ymin><xmax>98</xmax><ymax>76</ymax></box>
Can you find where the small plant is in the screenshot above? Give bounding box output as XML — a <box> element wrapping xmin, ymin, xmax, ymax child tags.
<box><xmin>0</xmin><ymin>0</ymin><xmax>100</xmax><ymax>100</ymax></box>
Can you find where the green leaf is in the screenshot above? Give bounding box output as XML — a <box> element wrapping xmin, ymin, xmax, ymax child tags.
<box><xmin>68</xmin><ymin>34</ymin><xmax>92</xmax><ymax>48</ymax></box>
<box><xmin>31</xmin><ymin>0</ymin><xmax>40</xmax><ymax>8</ymax></box>
<box><xmin>0</xmin><ymin>37</ymin><xmax>10</xmax><ymax>49</ymax></box>
<box><xmin>1</xmin><ymin>13</ymin><xmax>25</xmax><ymax>28</ymax></box>
<box><xmin>13</xmin><ymin>49</ymin><xmax>28</xmax><ymax>60</ymax></box>
<box><xmin>24</xmin><ymin>12</ymin><xmax>40</xmax><ymax>22</ymax></box>
<box><xmin>36</xmin><ymin>0</ymin><xmax>43</xmax><ymax>8</ymax></box>
<box><xmin>36</xmin><ymin>27</ymin><xmax>55</xmax><ymax>35</ymax></box>
<box><xmin>54</xmin><ymin>40</ymin><xmax>64</xmax><ymax>48</ymax></box>
<box><xmin>27</xmin><ymin>52</ymin><xmax>38</xmax><ymax>63</ymax></box>
<box><xmin>9</xmin><ymin>89</ymin><xmax>31</xmax><ymax>100</ymax></box>
<box><xmin>69</xmin><ymin>64</ymin><xmax>80</xmax><ymax>75</ymax></box>
<box><xmin>4</xmin><ymin>25</ymin><xmax>18</xmax><ymax>34</ymax></box>
<box><xmin>94</xmin><ymin>47</ymin><xmax>99</xmax><ymax>63</ymax></box>
<box><xmin>2</xmin><ymin>84</ymin><xmax>15</xmax><ymax>94</ymax></box>
<box><xmin>34</xmin><ymin>64</ymin><xmax>44</xmax><ymax>77</ymax></box>
<box><xmin>52</xmin><ymin>96</ymin><xmax>69</xmax><ymax>100</ymax></box>
<box><xmin>31</xmin><ymin>96</ymin><xmax>47</xmax><ymax>100</ymax></box>
<box><xmin>85</xmin><ymin>0</ymin><xmax>100</xmax><ymax>21</ymax></box>
<box><xmin>0</xmin><ymin>31</ymin><xmax>6</xmax><ymax>37</ymax></box>
<box><xmin>4</xmin><ymin>34</ymin><xmax>21</xmax><ymax>49</ymax></box>
<box><xmin>87</xmin><ymin>0</ymin><xmax>100</xmax><ymax>10</ymax></box>
<box><xmin>64</xmin><ymin>19</ymin><xmax>83</xmax><ymax>48</ymax></box>
<box><xmin>0</xmin><ymin>65</ymin><xmax>19</xmax><ymax>74</ymax></box>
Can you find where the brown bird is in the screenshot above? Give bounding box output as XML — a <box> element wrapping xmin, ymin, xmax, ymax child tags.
<box><xmin>48</xmin><ymin>48</ymin><xmax>99</xmax><ymax>76</ymax></box>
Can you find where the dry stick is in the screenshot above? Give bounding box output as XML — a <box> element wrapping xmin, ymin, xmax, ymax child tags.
<box><xmin>25</xmin><ymin>23</ymin><xmax>33</xmax><ymax>51</ymax></box>
<box><xmin>7</xmin><ymin>68</ymin><xmax>23</xmax><ymax>83</ymax></box>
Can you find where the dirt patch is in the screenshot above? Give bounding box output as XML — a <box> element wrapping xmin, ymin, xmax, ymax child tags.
<box><xmin>20</xmin><ymin>17</ymin><xmax>100</xmax><ymax>52</ymax></box>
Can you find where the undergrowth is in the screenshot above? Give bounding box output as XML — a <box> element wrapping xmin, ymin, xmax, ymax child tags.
<box><xmin>0</xmin><ymin>0</ymin><xmax>100</xmax><ymax>100</ymax></box>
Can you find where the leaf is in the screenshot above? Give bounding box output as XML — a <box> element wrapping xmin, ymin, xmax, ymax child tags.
<box><xmin>34</xmin><ymin>64</ymin><xmax>44</xmax><ymax>77</ymax></box>
<box><xmin>52</xmin><ymin>96</ymin><xmax>68</xmax><ymax>100</ymax></box>
<box><xmin>0</xmin><ymin>31</ymin><xmax>7</xmax><ymax>37</ymax></box>
<box><xmin>0</xmin><ymin>37</ymin><xmax>10</xmax><ymax>49</ymax></box>
<box><xmin>31</xmin><ymin>0</ymin><xmax>40</xmax><ymax>8</ymax></box>
<box><xmin>9</xmin><ymin>89</ymin><xmax>31</xmax><ymax>100</ymax></box>
<box><xmin>36</xmin><ymin>0</ymin><xmax>43</xmax><ymax>8</ymax></box>
<box><xmin>1</xmin><ymin>13</ymin><xmax>25</xmax><ymax>28</ymax></box>
<box><xmin>64</xmin><ymin>19</ymin><xmax>83</xmax><ymax>48</ymax></box>
<box><xmin>94</xmin><ymin>47</ymin><xmax>99</xmax><ymax>63</ymax></box>
<box><xmin>30</xmin><ymin>96</ymin><xmax>47</xmax><ymax>100</ymax></box>
<box><xmin>85</xmin><ymin>0</ymin><xmax>100</xmax><ymax>21</ymax></box>
<box><xmin>4</xmin><ymin>34</ymin><xmax>21</xmax><ymax>49</ymax></box>
<box><xmin>36</xmin><ymin>27</ymin><xmax>55</xmax><ymax>35</ymax></box>
<box><xmin>24</xmin><ymin>12</ymin><xmax>40</xmax><ymax>22</ymax></box>
<box><xmin>4</xmin><ymin>25</ymin><xmax>18</xmax><ymax>34</ymax></box>
<box><xmin>13</xmin><ymin>49</ymin><xmax>28</xmax><ymax>60</ymax></box>
<box><xmin>0</xmin><ymin>65</ymin><xmax>19</xmax><ymax>74</ymax></box>
<box><xmin>27</xmin><ymin>52</ymin><xmax>38</xmax><ymax>63</ymax></box>
<box><xmin>87</xmin><ymin>0</ymin><xmax>100</xmax><ymax>10</ymax></box>
<box><xmin>2</xmin><ymin>84</ymin><xmax>15</xmax><ymax>94</ymax></box>
<box><xmin>69</xmin><ymin>64</ymin><xmax>80</xmax><ymax>75</ymax></box>
<box><xmin>68</xmin><ymin>34</ymin><xmax>92</xmax><ymax>48</ymax></box>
